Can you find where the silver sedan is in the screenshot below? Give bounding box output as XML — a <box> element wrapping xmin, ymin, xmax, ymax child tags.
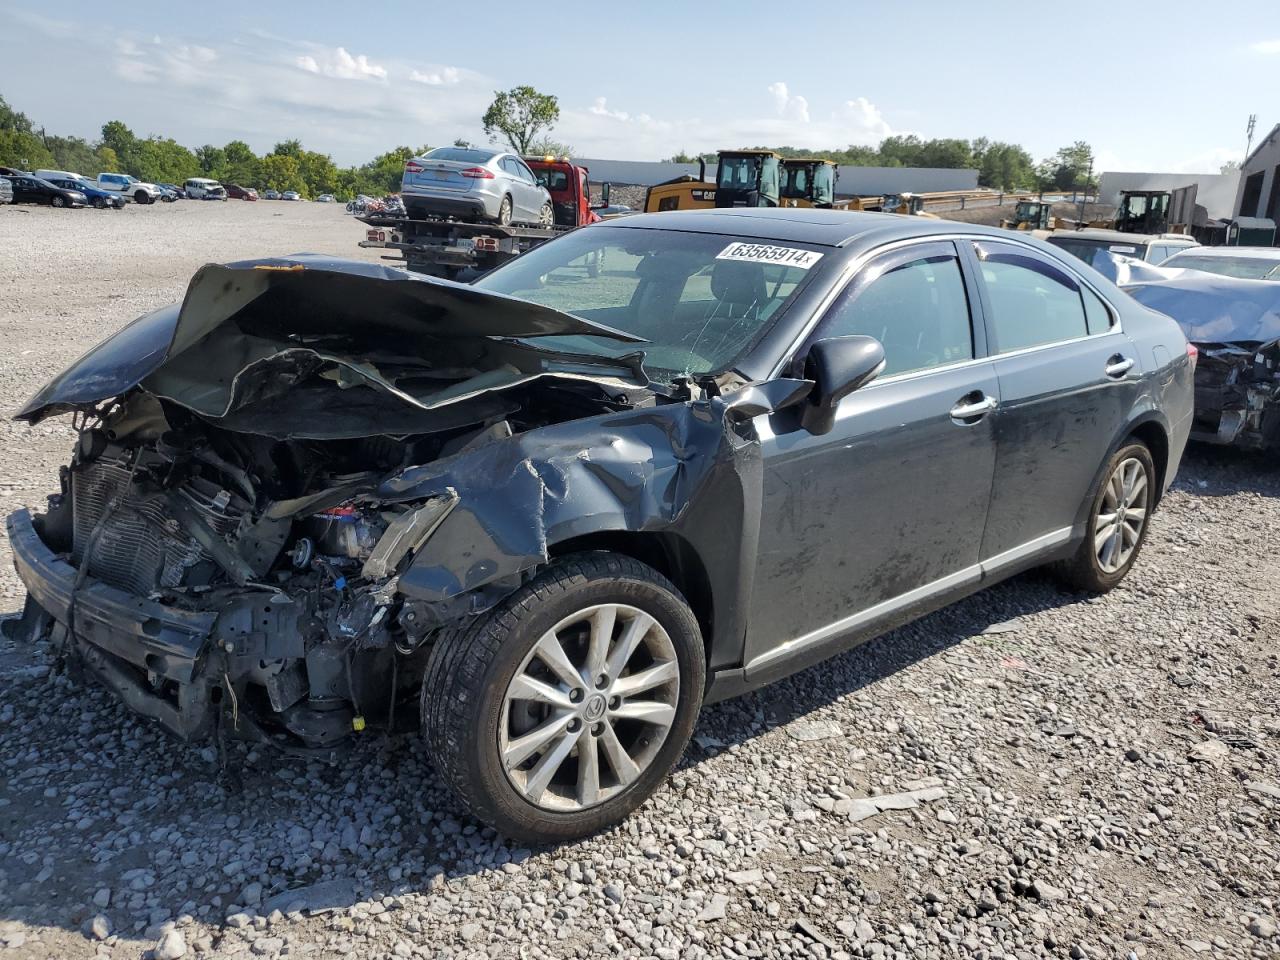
<box><xmin>401</xmin><ymin>147</ymin><xmax>553</xmax><ymax>226</ymax></box>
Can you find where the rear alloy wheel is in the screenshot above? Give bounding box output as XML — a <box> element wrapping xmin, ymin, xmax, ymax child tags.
<box><xmin>538</xmin><ymin>202</ymin><xmax>554</xmax><ymax>229</ymax></box>
<box><xmin>422</xmin><ymin>552</ymin><xmax>704</xmax><ymax>842</ymax></box>
<box><xmin>1055</xmin><ymin>441</ymin><xmax>1155</xmax><ymax>592</ymax></box>
<box><xmin>496</xmin><ymin>195</ymin><xmax>513</xmax><ymax>225</ymax></box>
<box><xmin>51</xmin><ymin>195</ymin><xmax>66</xmax><ymax>208</ymax></box>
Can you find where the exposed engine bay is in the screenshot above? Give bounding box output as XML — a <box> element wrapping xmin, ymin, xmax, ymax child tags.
<box><xmin>5</xmin><ymin>256</ymin><xmax>695</xmax><ymax>752</ymax></box>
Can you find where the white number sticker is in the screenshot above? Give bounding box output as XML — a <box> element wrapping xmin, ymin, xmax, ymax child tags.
<box><xmin>716</xmin><ymin>242</ymin><xmax>824</xmax><ymax>270</ymax></box>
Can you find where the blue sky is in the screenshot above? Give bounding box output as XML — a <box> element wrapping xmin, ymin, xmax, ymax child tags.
<box><xmin>1</xmin><ymin>0</ymin><xmax>1274</xmax><ymax>172</ymax></box>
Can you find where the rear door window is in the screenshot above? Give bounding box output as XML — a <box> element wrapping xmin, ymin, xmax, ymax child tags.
<box><xmin>973</xmin><ymin>242</ymin><xmax>1092</xmax><ymax>351</ymax></box>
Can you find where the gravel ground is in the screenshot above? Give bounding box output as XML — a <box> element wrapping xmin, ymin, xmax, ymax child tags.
<box><xmin>1</xmin><ymin>200</ymin><xmax>1278</xmax><ymax>960</ymax></box>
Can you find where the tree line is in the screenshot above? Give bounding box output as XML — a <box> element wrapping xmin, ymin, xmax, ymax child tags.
<box><xmin>4</xmin><ymin>86</ymin><xmax>1097</xmax><ymax>197</ymax></box>
<box><xmin>667</xmin><ymin>137</ymin><xmax>1098</xmax><ymax>193</ymax></box>
<box><xmin>1</xmin><ymin>95</ymin><xmax>425</xmax><ymax>199</ymax></box>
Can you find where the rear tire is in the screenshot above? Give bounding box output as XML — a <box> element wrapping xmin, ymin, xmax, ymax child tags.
<box><xmin>1054</xmin><ymin>441</ymin><xmax>1155</xmax><ymax>593</ymax></box>
<box><xmin>538</xmin><ymin>202</ymin><xmax>554</xmax><ymax>228</ymax></box>
<box><xmin>495</xmin><ymin>195</ymin><xmax>512</xmax><ymax>226</ymax></box>
<box><xmin>421</xmin><ymin>552</ymin><xmax>705</xmax><ymax>843</ymax></box>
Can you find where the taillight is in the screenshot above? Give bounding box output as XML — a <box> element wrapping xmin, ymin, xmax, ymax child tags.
<box><xmin>460</xmin><ymin>167</ymin><xmax>495</xmax><ymax>179</ymax></box>
<box><xmin>404</xmin><ymin>161</ymin><xmax>423</xmax><ymax>174</ymax></box>
<box><xmin>366</xmin><ymin>229</ymin><xmax>386</xmax><ymax>242</ymax></box>
<box><xmin>1186</xmin><ymin>342</ymin><xmax>1198</xmax><ymax>368</ymax></box>
<box><xmin>474</xmin><ymin>237</ymin><xmax>500</xmax><ymax>252</ymax></box>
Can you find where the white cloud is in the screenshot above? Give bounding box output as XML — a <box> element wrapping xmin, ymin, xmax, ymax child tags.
<box><xmin>114</xmin><ymin>57</ymin><xmax>158</xmax><ymax>83</ymax></box>
<box><xmin>558</xmin><ymin>84</ymin><xmax>896</xmax><ymax>160</ymax></box>
<box><xmin>837</xmin><ymin>97</ymin><xmax>892</xmax><ymax>140</ymax></box>
<box><xmin>1250</xmin><ymin>39</ymin><xmax>1280</xmax><ymax>54</ymax></box>
<box><xmin>588</xmin><ymin>97</ymin><xmax>630</xmax><ymax>121</ymax></box>
<box><xmin>768</xmin><ymin>82</ymin><xmax>810</xmax><ymax>123</ymax></box>
<box><xmin>294</xmin><ymin>46</ymin><xmax>387</xmax><ymax>81</ymax></box>
<box><xmin>410</xmin><ymin>66</ymin><xmax>460</xmax><ymax>86</ymax></box>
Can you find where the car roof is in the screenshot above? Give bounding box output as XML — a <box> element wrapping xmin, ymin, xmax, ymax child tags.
<box><xmin>1047</xmin><ymin>229</ymin><xmax>1182</xmax><ymax>244</ymax></box>
<box><xmin>1166</xmin><ymin>245</ymin><xmax>1280</xmax><ymax>261</ymax></box>
<box><xmin>595</xmin><ymin>207</ymin><xmax>1023</xmax><ymax>247</ymax></box>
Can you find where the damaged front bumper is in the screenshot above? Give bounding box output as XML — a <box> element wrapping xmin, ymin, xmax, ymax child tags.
<box><xmin>1191</xmin><ymin>342</ymin><xmax>1280</xmax><ymax>449</ymax></box>
<box><xmin>7</xmin><ymin>508</ymin><xmax>222</xmax><ymax>739</ymax></box>
<box><xmin>5</xmin><ymin>507</ymin><xmax>413</xmax><ymax>752</ymax></box>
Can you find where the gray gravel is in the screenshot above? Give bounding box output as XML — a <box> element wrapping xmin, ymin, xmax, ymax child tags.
<box><xmin>1</xmin><ymin>200</ymin><xmax>1279</xmax><ymax>959</ymax></box>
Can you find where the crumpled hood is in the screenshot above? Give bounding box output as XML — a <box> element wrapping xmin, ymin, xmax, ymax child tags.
<box><xmin>17</xmin><ymin>255</ymin><xmax>647</xmax><ymax>432</ymax></box>
<box><xmin>1122</xmin><ymin>272</ymin><xmax>1280</xmax><ymax>345</ymax></box>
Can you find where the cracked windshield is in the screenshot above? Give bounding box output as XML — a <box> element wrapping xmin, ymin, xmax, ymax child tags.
<box><xmin>474</xmin><ymin>230</ymin><xmax>819</xmax><ymax>379</ymax></box>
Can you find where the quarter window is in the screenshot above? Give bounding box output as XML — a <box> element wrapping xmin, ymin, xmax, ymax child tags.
<box><xmin>814</xmin><ymin>249</ymin><xmax>974</xmax><ymax>377</ymax></box>
<box><xmin>974</xmin><ymin>243</ymin><xmax>1091</xmax><ymax>351</ymax></box>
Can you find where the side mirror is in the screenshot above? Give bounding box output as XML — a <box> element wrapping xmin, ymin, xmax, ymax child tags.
<box><xmin>723</xmin><ymin>378</ymin><xmax>815</xmax><ymax>422</ymax></box>
<box><xmin>800</xmin><ymin>336</ymin><xmax>885</xmax><ymax>435</ymax></box>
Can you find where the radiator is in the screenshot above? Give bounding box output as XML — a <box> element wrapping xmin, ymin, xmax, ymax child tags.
<box><xmin>71</xmin><ymin>456</ymin><xmax>247</xmax><ymax>595</ymax></box>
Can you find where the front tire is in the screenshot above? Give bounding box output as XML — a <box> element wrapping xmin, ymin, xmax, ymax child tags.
<box><xmin>1054</xmin><ymin>441</ymin><xmax>1155</xmax><ymax>593</ymax></box>
<box><xmin>422</xmin><ymin>552</ymin><xmax>705</xmax><ymax>843</ymax></box>
<box><xmin>92</xmin><ymin>197</ymin><xmax>105</xmax><ymax>209</ymax></box>
<box><xmin>135</xmin><ymin>191</ymin><xmax>151</xmax><ymax>204</ymax></box>
<box><xmin>51</xmin><ymin>195</ymin><xmax>66</xmax><ymax>208</ymax></box>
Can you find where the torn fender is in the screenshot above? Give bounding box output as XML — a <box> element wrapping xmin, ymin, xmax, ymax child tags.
<box><xmin>17</xmin><ymin>254</ymin><xmax>646</xmax><ymax>427</ymax></box>
<box><xmin>385</xmin><ymin>399</ymin><xmax>764</xmax><ymax>668</ymax></box>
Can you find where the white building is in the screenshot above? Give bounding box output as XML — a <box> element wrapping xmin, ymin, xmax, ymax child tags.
<box><xmin>1235</xmin><ymin>122</ymin><xmax>1280</xmax><ymax>223</ymax></box>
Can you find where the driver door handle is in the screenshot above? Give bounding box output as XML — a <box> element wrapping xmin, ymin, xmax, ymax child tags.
<box><xmin>950</xmin><ymin>392</ymin><xmax>998</xmax><ymax>421</ymax></box>
<box><xmin>1105</xmin><ymin>355</ymin><xmax>1135</xmax><ymax>379</ymax></box>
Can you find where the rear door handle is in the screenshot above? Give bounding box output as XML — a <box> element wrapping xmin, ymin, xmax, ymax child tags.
<box><xmin>950</xmin><ymin>393</ymin><xmax>998</xmax><ymax>421</ymax></box>
<box><xmin>1105</xmin><ymin>355</ymin><xmax>1135</xmax><ymax>378</ymax></box>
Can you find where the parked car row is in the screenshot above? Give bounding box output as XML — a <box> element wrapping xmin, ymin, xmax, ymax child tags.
<box><xmin>0</xmin><ymin>166</ymin><xmax>337</xmax><ymax>209</ymax></box>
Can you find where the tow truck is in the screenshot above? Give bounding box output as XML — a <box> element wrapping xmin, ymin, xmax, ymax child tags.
<box><xmin>360</xmin><ymin>156</ymin><xmax>610</xmax><ymax>279</ymax></box>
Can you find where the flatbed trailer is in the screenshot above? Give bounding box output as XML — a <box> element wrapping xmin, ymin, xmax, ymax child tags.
<box><xmin>358</xmin><ymin>215</ymin><xmax>568</xmax><ymax>279</ymax></box>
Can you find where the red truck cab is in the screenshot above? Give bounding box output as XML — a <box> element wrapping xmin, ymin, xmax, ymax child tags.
<box><xmin>524</xmin><ymin>157</ymin><xmax>610</xmax><ymax>228</ymax></box>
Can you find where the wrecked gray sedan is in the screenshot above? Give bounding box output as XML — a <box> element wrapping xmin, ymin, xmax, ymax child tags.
<box><xmin>1123</xmin><ymin>272</ymin><xmax>1280</xmax><ymax>448</ymax></box>
<box><xmin>7</xmin><ymin>211</ymin><xmax>1194</xmax><ymax>842</ymax></box>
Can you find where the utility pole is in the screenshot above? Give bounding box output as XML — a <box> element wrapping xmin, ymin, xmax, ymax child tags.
<box><xmin>1245</xmin><ymin>114</ymin><xmax>1257</xmax><ymax>162</ymax></box>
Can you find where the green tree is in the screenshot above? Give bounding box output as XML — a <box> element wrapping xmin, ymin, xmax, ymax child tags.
<box><xmin>1042</xmin><ymin>141</ymin><xmax>1094</xmax><ymax>191</ymax></box>
<box><xmin>261</xmin><ymin>153</ymin><xmax>304</xmax><ymax>193</ymax></box>
<box><xmin>528</xmin><ymin>135</ymin><xmax>575</xmax><ymax>158</ymax></box>
<box><xmin>975</xmin><ymin>141</ymin><xmax>1036</xmax><ymax>191</ymax></box>
<box><xmin>0</xmin><ymin>93</ymin><xmax>52</xmax><ymax>168</ymax></box>
<box><xmin>99</xmin><ymin>120</ymin><xmax>138</xmax><ymax>172</ymax></box>
<box><xmin>482</xmin><ymin>86</ymin><xmax>560</xmax><ymax>154</ymax></box>
<box><xmin>43</xmin><ymin>135</ymin><xmax>100</xmax><ymax>175</ymax></box>
<box><xmin>195</xmin><ymin>144</ymin><xmax>225</xmax><ymax>177</ymax></box>
<box><xmin>221</xmin><ymin>140</ymin><xmax>260</xmax><ymax>186</ymax></box>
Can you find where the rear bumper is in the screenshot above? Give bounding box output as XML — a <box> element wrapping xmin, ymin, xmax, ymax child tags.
<box><xmin>6</xmin><ymin>508</ymin><xmax>220</xmax><ymax>738</ymax></box>
<box><xmin>402</xmin><ymin>190</ymin><xmax>492</xmax><ymax>220</ymax></box>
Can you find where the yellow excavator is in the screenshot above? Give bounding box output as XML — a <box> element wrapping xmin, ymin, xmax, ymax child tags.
<box><xmin>644</xmin><ymin>150</ymin><xmax>783</xmax><ymax>212</ymax></box>
<box><xmin>1000</xmin><ymin>199</ymin><xmax>1056</xmax><ymax>231</ymax></box>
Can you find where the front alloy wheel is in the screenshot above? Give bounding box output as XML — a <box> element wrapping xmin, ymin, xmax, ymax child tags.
<box><xmin>500</xmin><ymin>603</ymin><xmax>679</xmax><ymax>811</ymax></box>
<box><xmin>422</xmin><ymin>552</ymin><xmax>704</xmax><ymax>842</ymax></box>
